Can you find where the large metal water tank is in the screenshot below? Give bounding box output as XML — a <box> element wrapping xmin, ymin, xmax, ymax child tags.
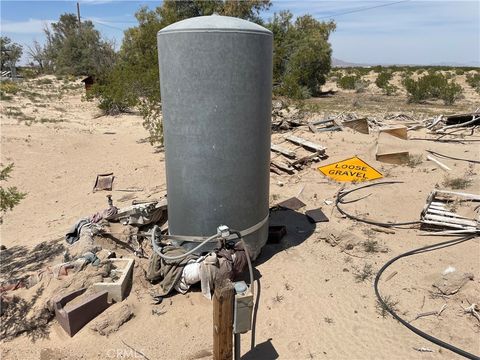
<box><xmin>157</xmin><ymin>15</ymin><xmax>272</xmax><ymax>259</ymax></box>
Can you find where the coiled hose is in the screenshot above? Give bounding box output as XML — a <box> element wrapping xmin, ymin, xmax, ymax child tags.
<box><xmin>150</xmin><ymin>226</ymin><xmax>255</xmax><ymax>295</ymax></box>
<box><xmin>150</xmin><ymin>225</ymin><xmax>221</xmax><ymax>261</ymax></box>
<box><xmin>374</xmin><ymin>234</ymin><xmax>479</xmax><ymax>359</ymax></box>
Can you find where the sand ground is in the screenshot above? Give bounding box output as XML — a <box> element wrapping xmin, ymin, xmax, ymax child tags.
<box><xmin>1</xmin><ymin>75</ymin><xmax>479</xmax><ymax>359</ymax></box>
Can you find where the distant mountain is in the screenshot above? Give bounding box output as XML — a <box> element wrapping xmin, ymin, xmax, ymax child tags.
<box><xmin>332</xmin><ymin>57</ymin><xmax>480</xmax><ymax>68</ymax></box>
<box><xmin>432</xmin><ymin>61</ymin><xmax>480</xmax><ymax>67</ymax></box>
<box><xmin>331</xmin><ymin>57</ymin><xmax>365</xmax><ymax>68</ymax></box>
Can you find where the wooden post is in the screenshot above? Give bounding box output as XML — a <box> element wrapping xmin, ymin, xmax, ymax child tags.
<box><xmin>213</xmin><ymin>280</ymin><xmax>234</xmax><ymax>360</ymax></box>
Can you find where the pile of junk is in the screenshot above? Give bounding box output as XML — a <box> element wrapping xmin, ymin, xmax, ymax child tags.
<box><xmin>0</xmin><ymin>194</ymin><xmax>259</xmax><ymax>340</ymax></box>
<box><xmin>66</xmin><ymin>194</ymin><xmax>255</xmax><ymax>301</ymax></box>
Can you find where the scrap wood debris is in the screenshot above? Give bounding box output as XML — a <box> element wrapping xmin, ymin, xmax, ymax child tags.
<box><xmin>420</xmin><ymin>190</ymin><xmax>480</xmax><ymax>235</ymax></box>
<box><xmin>409</xmin><ymin>304</ymin><xmax>447</xmax><ymax>323</ymax></box>
<box><xmin>413</xmin><ymin>347</ymin><xmax>434</xmax><ymax>353</ymax></box>
<box><xmin>270</xmin><ymin>135</ymin><xmax>327</xmax><ymax>175</ymax></box>
<box><xmin>426</xmin><ymin>112</ymin><xmax>480</xmax><ymax>133</ymax></box>
<box><xmin>90</xmin><ymin>304</ymin><xmax>134</xmax><ymax>336</ymax></box>
<box><xmin>463</xmin><ymin>304</ymin><xmax>480</xmax><ymax>322</ymax></box>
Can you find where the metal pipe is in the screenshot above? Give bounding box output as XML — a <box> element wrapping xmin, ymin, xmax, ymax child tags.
<box><xmin>234</xmin><ymin>333</ymin><xmax>241</xmax><ymax>360</ymax></box>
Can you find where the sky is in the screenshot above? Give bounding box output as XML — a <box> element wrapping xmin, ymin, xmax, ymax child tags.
<box><xmin>1</xmin><ymin>0</ymin><xmax>479</xmax><ymax>66</ymax></box>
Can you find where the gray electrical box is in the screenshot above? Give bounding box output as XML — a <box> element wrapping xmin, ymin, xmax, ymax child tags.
<box><xmin>233</xmin><ymin>281</ymin><xmax>253</xmax><ymax>334</ymax></box>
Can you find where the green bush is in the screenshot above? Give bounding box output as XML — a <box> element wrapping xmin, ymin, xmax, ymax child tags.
<box><xmin>455</xmin><ymin>69</ymin><xmax>464</xmax><ymax>76</ymax></box>
<box><xmin>375</xmin><ymin>72</ymin><xmax>397</xmax><ymax>95</ymax></box>
<box><xmin>0</xmin><ymin>164</ymin><xmax>26</xmax><ymax>222</ymax></box>
<box><xmin>269</xmin><ymin>12</ymin><xmax>335</xmax><ymax>99</ymax></box>
<box><xmin>466</xmin><ymin>73</ymin><xmax>480</xmax><ymax>94</ymax></box>
<box><xmin>441</xmin><ymin>81</ymin><xmax>463</xmax><ymax>105</ymax></box>
<box><xmin>403</xmin><ymin>73</ymin><xmax>463</xmax><ymax>105</ymax></box>
<box><xmin>87</xmin><ymin>64</ymin><xmax>141</xmax><ymax>115</ymax></box>
<box><xmin>337</xmin><ymin>75</ymin><xmax>358</xmax><ymax>90</ymax></box>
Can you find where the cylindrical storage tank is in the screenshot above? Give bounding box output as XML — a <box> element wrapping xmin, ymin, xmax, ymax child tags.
<box><xmin>157</xmin><ymin>15</ymin><xmax>272</xmax><ymax>259</ymax></box>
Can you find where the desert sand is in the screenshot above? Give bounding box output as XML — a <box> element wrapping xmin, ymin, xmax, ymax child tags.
<box><xmin>1</xmin><ymin>74</ymin><xmax>479</xmax><ymax>359</ymax></box>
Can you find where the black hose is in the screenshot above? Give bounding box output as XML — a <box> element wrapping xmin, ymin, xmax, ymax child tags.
<box><xmin>336</xmin><ymin>181</ymin><xmax>421</xmax><ymax>228</ymax></box>
<box><xmin>374</xmin><ymin>235</ymin><xmax>479</xmax><ymax>359</ymax></box>
<box><xmin>426</xmin><ymin>150</ymin><xmax>480</xmax><ymax>164</ymax></box>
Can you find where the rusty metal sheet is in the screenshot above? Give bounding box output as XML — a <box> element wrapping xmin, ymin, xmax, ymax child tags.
<box><xmin>305</xmin><ymin>208</ymin><xmax>329</xmax><ymax>223</ymax></box>
<box><xmin>277</xmin><ymin>197</ymin><xmax>306</xmax><ymax>211</ymax></box>
<box><xmin>93</xmin><ymin>173</ymin><xmax>114</xmax><ymax>192</ymax></box>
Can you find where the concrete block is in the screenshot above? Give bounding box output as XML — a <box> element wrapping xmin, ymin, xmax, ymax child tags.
<box><xmin>94</xmin><ymin>258</ymin><xmax>134</xmax><ymax>302</ymax></box>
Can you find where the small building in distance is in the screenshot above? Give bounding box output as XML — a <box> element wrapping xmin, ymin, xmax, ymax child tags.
<box><xmin>81</xmin><ymin>76</ymin><xmax>95</xmax><ymax>93</ymax></box>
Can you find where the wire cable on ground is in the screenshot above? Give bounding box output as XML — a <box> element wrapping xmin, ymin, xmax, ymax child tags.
<box><xmin>426</xmin><ymin>150</ymin><xmax>480</xmax><ymax>164</ymax></box>
<box><xmin>336</xmin><ymin>181</ymin><xmax>421</xmax><ymax>228</ymax></box>
<box><xmin>374</xmin><ymin>235</ymin><xmax>479</xmax><ymax>359</ymax></box>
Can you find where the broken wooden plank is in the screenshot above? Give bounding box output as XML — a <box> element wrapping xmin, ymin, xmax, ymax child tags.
<box><xmin>426</xmin><ymin>208</ymin><xmax>473</xmax><ymax>220</ymax></box>
<box><xmin>285</xmin><ymin>135</ymin><xmax>326</xmax><ymax>153</ymax></box>
<box><xmin>271</xmin><ymin>144</ymin><xmax>296</xmax><ymax>158</ymax></box>
<box><xmin>376</xmin><ymin>132</ymin><xmax>409</xmax><ymax>164</ymax></box>
<box><xmin>379</xmin><ymin>125</ymin><xmax>408</xmax><ymax>140</ymax></box>
<box><xmin>308</xmin><ymin>123</ymin><xmax>318</xmax><ymax>133</ymax></box>
<box><xmin>270</xmin><ymin>159</ymin><xmax>295</xmax><ymax>174</ymax></box>
<box><xmin>429</xmin><ymin>205</ymin><xmax>447</xmax><ymax>211</ymax></box>
<box><xmin>287</xmin><ymin>152</ymin><xmax>320</xmax><ymax>168</ymax></box>
<box><xmin>318</xmin><ymin>125</ymin><xmax>342</xmax><ymax>132</ymax></box>
<box><xmin>423</xmin><ymin>214</ymin><xmax>478</xmax><ymax>227</ymax></box>
<box><xmin>434</xmin><ymin>190</ymin><xmax>480</xmax><ymax>201</ymax></box>
<box><xmin>422</xmin><ymin>220</ymin><xmax>477</xmax><ymax>230</ymax></box>
<box><xmin>427</xmin><ymin>155</ymin><xmax>451</xmax><ymax>171</ymax></box>
<box><xmin>270</xmin><ymin>166</ymin><xmax>282</xmax><ymax>175</ymax></box>
<box><xmin>342</xmin><ymin>118</ymin><xmax>369</xmax><ymax>134</ymax></box>
<box><xmin>310</xmin><ymin>118</ymin><xmax>334</xmax><ymax>126</ymax></box>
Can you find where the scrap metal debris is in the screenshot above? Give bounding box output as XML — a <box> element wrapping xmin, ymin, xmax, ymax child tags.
<box><xmin>305</xmin><ymin>208</ymin><xmax>329</xmax><ymax>223</ymax></box>
<box><xmin>276</xmin><ymin>197</ymin><xmax>306</xmax><ymax>211</ymax></box>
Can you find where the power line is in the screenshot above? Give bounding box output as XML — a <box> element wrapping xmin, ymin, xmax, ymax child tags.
<box><xmin>316</xmin><ymin>0</ymin><xmax>410</xmax><ymax>20</ymax></box>
<box><xmin>89</xmin><ymin>19</ymin><xmax>126</xmax><ymax>32</ymax></box>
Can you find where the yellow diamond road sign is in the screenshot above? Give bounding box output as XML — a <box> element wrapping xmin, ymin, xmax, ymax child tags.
<box><xmin>318</xmin><ymin>156</ymin><xmax>383</xmax><ymax>182</ymax></box>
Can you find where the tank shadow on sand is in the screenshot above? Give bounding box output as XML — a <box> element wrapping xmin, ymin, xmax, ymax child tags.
<box><xmin>254</xmin><ymin>208</ymin><xmax>316</xmax><ymax>267</ymax></box>
<box><xmin>242</xmin><ymin>338</ymin><xmax>279</xmax><ymax>360</ymax></box>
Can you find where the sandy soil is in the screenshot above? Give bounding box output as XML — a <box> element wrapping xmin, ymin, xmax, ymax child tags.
<box><xmin>1</xmin><ymin>75</ymin><xmax>479</xmax><ymax>359</ymax></box>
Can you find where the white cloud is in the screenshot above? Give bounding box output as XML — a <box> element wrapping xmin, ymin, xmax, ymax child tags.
<box><xmin>1</xmin><ymin>18</ymin><xmax>54</xmax><ymax>34</ymax></box>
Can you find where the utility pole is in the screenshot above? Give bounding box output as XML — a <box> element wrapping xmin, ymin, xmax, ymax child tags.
<box><xmin>76</xmin><ymin>2</ymin><xmax>82</xmax><ymax>32</ymax></box>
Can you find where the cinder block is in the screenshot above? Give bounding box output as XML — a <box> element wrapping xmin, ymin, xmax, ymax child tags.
<box><xmin>94</xmin><ymin>258</ymin><xmax>134</xmax><ymax>302</ymax></box>
<box><xmin>53</xmin><ymin>288</ymin><xmax>110</xmax><ymax>337</ymax></box>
